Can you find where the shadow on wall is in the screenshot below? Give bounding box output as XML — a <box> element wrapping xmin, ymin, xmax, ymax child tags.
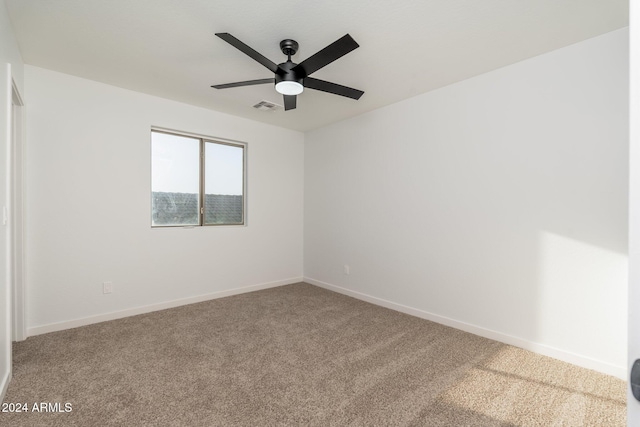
<box><xmin>534</xmin><ymin>230</ymin><xmax>627</xmax><ymax>369</ymax></box>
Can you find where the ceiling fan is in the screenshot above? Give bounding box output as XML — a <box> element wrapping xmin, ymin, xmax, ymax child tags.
<box><xmin>211</xmin><ymin>33</ymin><xmax>364</xmax><ymax>111</ymax></box>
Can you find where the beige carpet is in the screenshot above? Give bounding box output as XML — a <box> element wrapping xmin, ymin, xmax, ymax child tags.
<box><xmin>1</xmin><ymin>283</ymin><xmax>626</xmax><ymax>426</ymax></box>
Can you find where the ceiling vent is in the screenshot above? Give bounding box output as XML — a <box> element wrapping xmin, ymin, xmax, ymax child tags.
<box><xmin>252</xmin><ymin>100</ymin><xmax>282</xmax><ymax>111</ymax></box>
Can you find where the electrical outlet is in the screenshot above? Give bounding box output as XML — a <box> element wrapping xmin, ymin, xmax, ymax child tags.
<box><xmin>344</xmin><ymin>265</ymin><xmax>350</xmax><ymax>275</ymax></box>
<box><xmin>103</xmin><ymin>281</ymin><xmax>113</xmax><ymax>294</ymax></box>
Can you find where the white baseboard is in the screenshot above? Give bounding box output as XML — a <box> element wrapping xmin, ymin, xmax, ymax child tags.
<box><xmin>304</xmin><ymin>277</ymin><xmax>626</xmax><ymax>380</ymax></box>
<box><xmin>28</xmin><ymin>277</ymin><xmax>303</xmax><ymax>337</ymax></box>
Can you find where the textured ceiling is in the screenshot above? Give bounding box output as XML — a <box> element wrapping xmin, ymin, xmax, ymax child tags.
<box><xmin>5</xmin><ymin>0</ymin><xmax>628</xmax><ymax>131</ymax></box>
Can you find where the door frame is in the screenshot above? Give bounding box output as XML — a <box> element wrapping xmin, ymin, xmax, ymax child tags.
<box><xmin>629</xmin><ymin>0</ymin><xmax>639</xmax><ymax>424</ymax></box>
<box><xmin>10</xmin><ymin>78</ymin><xmax>25</xmax><ymax>342</ymax></box>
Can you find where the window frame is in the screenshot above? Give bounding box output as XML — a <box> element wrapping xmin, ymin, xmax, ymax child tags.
<box><xmin>151</xmin><ymin>127</ymin><xmax>247</xmax><ymax>228</ymax></box>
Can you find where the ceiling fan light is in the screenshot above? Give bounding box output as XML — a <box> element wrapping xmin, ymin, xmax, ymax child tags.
<box><xmin>275</xmin><ymin>81</ymin><xmax>303</xmax><ymax>95</ymax></box>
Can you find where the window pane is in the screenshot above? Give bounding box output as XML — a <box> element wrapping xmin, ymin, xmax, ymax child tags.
<box><xmin>204</xmin><ymin>142</ymin><xmax>244</xmax><ymax>225</ymax></box>
<box><xmin>151</xmin><ymin>132</ymin><xmax>200</xmax><ymax>226</ymax></box>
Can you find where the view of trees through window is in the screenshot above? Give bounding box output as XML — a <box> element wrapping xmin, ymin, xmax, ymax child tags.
<box><xmin>151</xmin><ymin>130</ymin><xmax>245</xmax><ymax>227</ymax></box>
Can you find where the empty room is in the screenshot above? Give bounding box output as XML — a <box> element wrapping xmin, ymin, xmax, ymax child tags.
<box><xmin>1</xmin><ymin>0</ymin><xmax>638</xmax><ymax>425</ymax></box>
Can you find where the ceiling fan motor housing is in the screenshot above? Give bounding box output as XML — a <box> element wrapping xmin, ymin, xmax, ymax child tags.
<box><xmin>275</xmin><ymin>61</ymin><xmax>303</xmax><ymax>86</ymax></box>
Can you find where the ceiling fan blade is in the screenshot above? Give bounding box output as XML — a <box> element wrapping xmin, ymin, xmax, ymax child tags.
<box><xmin>211</xmin><ymin>78</ymin><xmax>275</xmax><ymax>89</ymax></box>
<box><xmin>215</xmin><ymin>33</ymin><xmax>279</xmax><ymax>73</ymax></box>
<box><xmin>292</xmin><ymin>34</ymin><xmax>359</xmax><ymax>77</ymax></box>
<box><xmin>304</xmin><ymin>77</ymin><xmax>364</xmax><ymax>100</ymax></box>
<box><xmin>283</xmin><ymin>95</ymin><xmax>297</xmax><ymax>111</ymax></box>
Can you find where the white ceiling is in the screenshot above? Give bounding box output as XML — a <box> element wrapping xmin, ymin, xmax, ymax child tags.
<box><xmin>5</xmin><ymin>0</ymin><xmax>628</xmax><ymax>132</ymax></box>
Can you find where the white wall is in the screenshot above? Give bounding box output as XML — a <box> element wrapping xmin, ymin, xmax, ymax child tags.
<box><xmin>0</xmin><ymin>0</ymin><xmax>23</xmax><ymax>400</ymax></box>
<box><xmin>305</xmin><ymin>28</ymin><xmax>629</xmax><ymax>378</ymax></box>
<box><xmin>24</xmin><ymin>66</ymin><xmax>303</xmax><ymax>333</ymax></box>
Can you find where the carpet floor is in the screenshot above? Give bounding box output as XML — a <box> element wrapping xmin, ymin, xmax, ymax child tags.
<box><xmin>1</xmin><ymin>283</ymin><xmax>626</xmax><ymax>426</ymax></box>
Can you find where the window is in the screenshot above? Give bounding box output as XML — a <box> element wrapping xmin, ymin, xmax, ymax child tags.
<box><xmin>151</xmin><ymin>129</ymin><xmax>245</xmax><ymax>227</ymax></box>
